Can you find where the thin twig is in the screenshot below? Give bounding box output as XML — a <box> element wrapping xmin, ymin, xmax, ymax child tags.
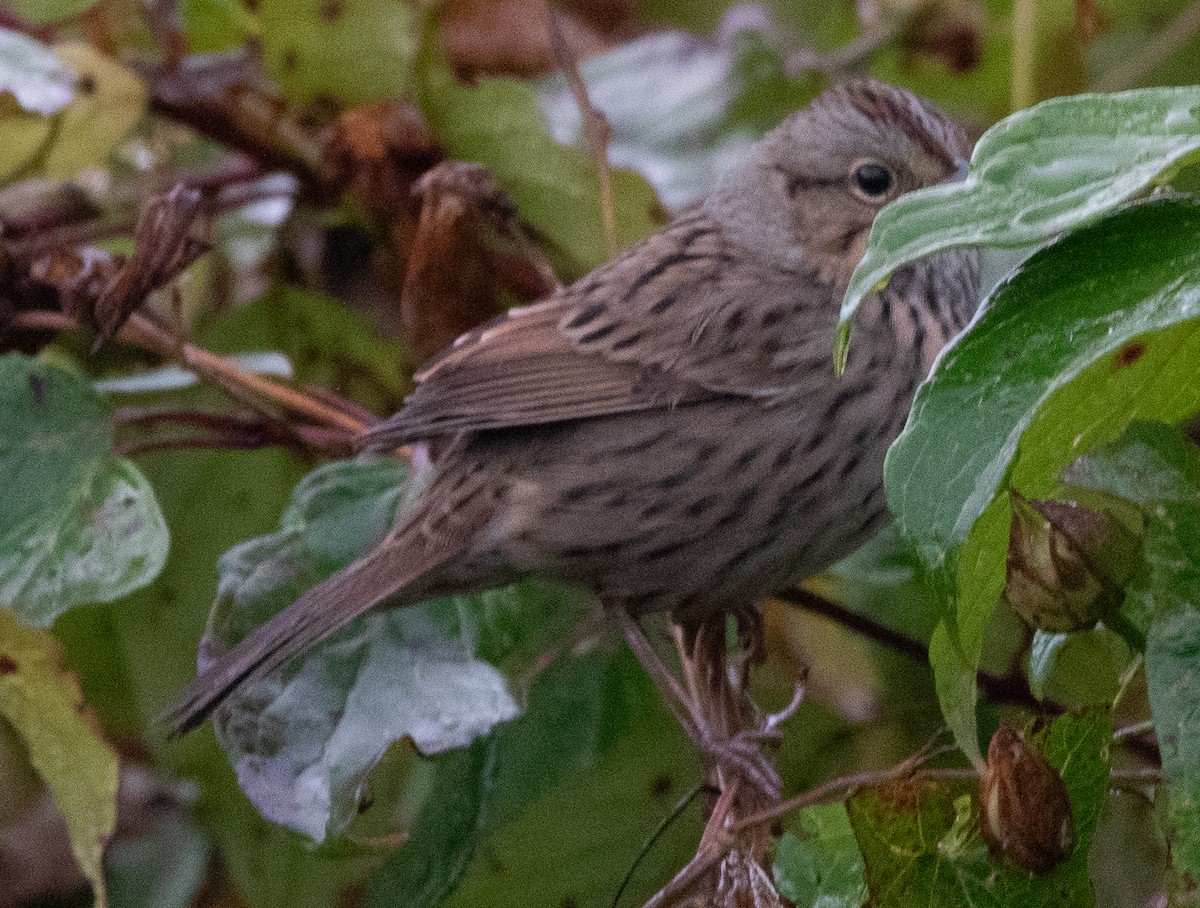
<box><xmin>775</xmin><ymin>587</ymin><xmax>1048</xmax><ymax>713</ymax></box>
<box><xmin>732</xmin><ymin>764</ymin><xmax>914</xmax><ymax>832</ymax></box>
<box><xmin>643</xmin><ymin>781</ymin><xmax>741</xmax><ymax>908</ymax></box>
<box><xmin>612</xmin><ymin>785</ymin><xmax>714</xmax><ymax>908</ymax></box>
<box><xmin>546</xmin><ymin>2</ymin><xmax>617</xmax><ymax>259</ymax></box>
<box><xmin>617</xmin><ymin>611</ymin><xmax>699</xmax><ymax>738</ymax></box>
<box><xmin>787</xmin><ymin>23</ymin><xmax>898</xmax><ymax>75</ymax></box>
<box><xmin>731</xmin><ymin>734</ymin><xmax>957</xmax><ymax>832</ymax></box>
<box><xmin>1111</xmin><ymin>767</ymin><xmax>1163</xmax><ymax>785</ymax></box>
<box><xmin>1011</xmin><ymin>0</ymin><xmax>1037</xmax><ymax>111</ymax></box>
<box><xmin>123</xmin><ymin>313</ymin><xmax>369</xmax><ymax>433</ymax></box>
<box><xmin>118</xmin><ymin>434</ymin><xmax>277</xmax><ymax>458</ymax></box>
<box><xmin>1097</xmin><ymin>0</ymin><xmax>1200</xmax><ymax>91</ymax></box>
<box><xmin>732</xmin><ymin>754</ymin><xmax>1164</xmax><ymax>836</ymax></box>
<box><xmin>1112</xmin><ymin>653</ymin><xmax>1146</xmax><ymax>714</ymax></box>
<box><xmin>11</xmin><ymin>310</ymin><xmax>369</xmax><ymax>435</ymax></box>
<box><xmin>5</xmin><ymin>165</ymin><xmax>279</xmax><ymax>260</ymax></box>
<box><xmin>140</xmin><ymin>0</ymin><xmax>189</xmax><ymax>68</ymax></box>
<box><xmin>641</xmin><ymin>845</ymin><xmax>724</xmax><ymax>908</ymax></box>
<box><xmin>111</xmin><ymin>407</ymin><xmax>354</xmax><ymax>457</ymax></box>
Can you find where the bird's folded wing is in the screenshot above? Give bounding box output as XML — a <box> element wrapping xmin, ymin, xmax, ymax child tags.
<box><xmin>362</xmin><ymin>210</ymin><xmax>825</xmax><ymax>448</ymax></box>
<box><xmin>361</xmin><ymin>297</ymin><xmax>710</xmax><ymax>447</ymax></box>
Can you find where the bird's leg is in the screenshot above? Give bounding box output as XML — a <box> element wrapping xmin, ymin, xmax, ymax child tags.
<box><xmin>685</xmin><ymin>615</ymin><xmax>785</xmax><ymax>805</ymax></box>
<box><xmin>617</xmin><ymin>604</ymin><xmax>807</xmax><ymax>806</ymax></box>
<box><xmin>615</xmin><ymin>608</ymin><xmax>702</xmax><ymax>742</ymax></box>
<box><xmin>640</xmin><ymin>612</ymin><xmax>801</xmax><ymax>908</ymax></box>
<box><xmin>618</xmin><ymin>609</ymin><xmax>785</xmax><ymax>801</ymax></box>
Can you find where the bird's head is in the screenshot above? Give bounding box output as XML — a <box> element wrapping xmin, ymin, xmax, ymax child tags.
<box><xmin>710</xmin><ymin>79</ymin><xmax>970</xmax><ymax>286</ymax></box>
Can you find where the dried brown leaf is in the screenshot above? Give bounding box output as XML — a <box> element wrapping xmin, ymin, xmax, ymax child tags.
<box><xmin>93</xmin><ymin>185</ymin><xmax>211</xmax><ymax>343</ymax></box>
<box><xmin>440</xmin><ymin>0</ymin><xmax>612</xmax><ymax>78</ymax></box>
<box><xmin>401</xmin><ymin>161</ymin><xmax>557</xmax><ymax>363</ymax></box>
<box><xmin>898</xmin><ymin>0</ymin><xmax>984</xmax><ymax>74</ymax></box>
<box><xmin>320</xmin><ymin>99</ymin><xmax>442</xmax><ymax>212</ymax></box>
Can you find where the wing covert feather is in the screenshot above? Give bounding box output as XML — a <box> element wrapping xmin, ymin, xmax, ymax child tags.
<box><xmin>363</xmin><ymin>209</ymin><xmax>832</xmax><ymax>448</ymax></box>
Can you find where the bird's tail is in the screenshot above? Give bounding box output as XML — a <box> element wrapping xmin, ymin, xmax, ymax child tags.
<box><xmin>158</xmin><ymin>537</ymin><xmax>452</xmax><ymax>736</ymax></box>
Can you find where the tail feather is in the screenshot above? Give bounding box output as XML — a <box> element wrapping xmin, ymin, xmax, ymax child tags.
<box><xmin>158</xmin><ymin>542</ymin><xmax>445</xmax><ymax>736</ymax></box>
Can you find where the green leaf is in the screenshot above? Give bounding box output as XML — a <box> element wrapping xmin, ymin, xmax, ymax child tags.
<box><xmin>837</xmin><ymin>85</ymin><xmax>1200</xmax><ymax>363</ymax></box>
<box><xmin>772</xmin><ymin>804</ymin><xmax>865</xmax><ymax>908</ymax></box>
<box><xmin>0</xmin><ymin>109</ymin><xmax>55</xmax><ymax>181</ymax></box>
<box><xmin>0</xmin><ymin>33</ymin><xmax>142</xmax><ymax>182</ymax></box>
<box><xmin>848</xmin><ymin>710</ymin><xmax>1111</xmax><ymax>907</ymax></box>
<box><xmin>56</xmin><ymin>321</ymin><xmax>363</xmax><ymax>908</ymax></box>
<box><xmin>181</xmin><ymin>0</ymin><xmax>260</xmax><ymax>54</ymax></box>
<box><xmin>7</xmin><ymin>0</ymin><xmax>100</xmax><ymax>23</ymax></box>
<box><xmin>365</xmin><ymin>739</ymin><xmax>493</xmax><ymax>908</ymax></box>
<box><xmin>204</xmin><ymin>456</ymin><xmax>589</xmax><ymax>842</ymax></box>
<box><xmin>724</xmin><ymin>28</ymin><xmax>819</xmax><ymax>136</ymax></box>
<box><xmin>418</xmin><ymin>39</ymin><xmax>663</xmax><ymax>278</ymax></box>
<box><xmin>0</xmin><ymin>609</ymin><xmax>118</xmax><ymax>908</ymax></box>
<box><xmin>202</xmin><ymin>284</ymin><xmax>408</xmax><ymax>415</ymax></box>
<box><xmin>100</xmin><ymin>442</ymin><xmax>368</xmax><ymax>908</ymax></box>
<box><xmin>438</xmin><ymin>647</ymin><xmax>704</xmax><ymax>908</ymax></box>
<box><xmin>0</xmin><ymin>26</ymin><xmax>75</xmax><ymax>114</ymax></box>
<box><xmin>1065</xmin><ymin>421</ymin><xmax>1200</xmax><ymax>886</ymax></box>
<box><xmin>258</xmin><ymin>0</ymin><xmax>416</xmax><ymax>106</ymax></box>
<box><xmin>0</xmin><ymin>355</ymin><xmax>169</xmax><ymax>627</ymax></box>
<box><xmin>1027</xmin><ymin>629</ymin><xmax>1131</xmax><ymax>707</ymax></box>
<box><xmin>885</xmin><ymin>199</ymin><xmax>1200</xmax><ymax>761</ymax></box>
<box><xmin>1147</xmin><ymin>605</ymin><xmax>1200</xmax><ymax>888</ymax></box>
<box><xmin>104</xmin><ymin>813</ymin><xmax>210</xmax><ymax>908</ymax></box>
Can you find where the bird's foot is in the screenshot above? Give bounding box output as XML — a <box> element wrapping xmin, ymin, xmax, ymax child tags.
<box><xmin>617</xmin><ymin>608</ymin><xmax>808</xmax><ymax>805</ymax></box>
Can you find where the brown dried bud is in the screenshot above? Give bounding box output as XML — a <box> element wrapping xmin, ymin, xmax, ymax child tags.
<box><xmin>1002</xmin><ymin>491</ymin><xmax>1141</xmax><ymax>633</ymax></box>
<box><xmin>979</xmin><ymin>723</ymin><xmax>1074</xmax><ymax>874</ymax></box>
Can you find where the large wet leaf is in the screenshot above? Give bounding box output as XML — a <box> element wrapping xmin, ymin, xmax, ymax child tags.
<box><xmin>69</xmin><ymin>437</ymin><xmax>367</xmax><ymax>908</ymax></box>
<box><xmin>837</xmin><ymin>85</ymin><xmax>1200</xmax><ymax>365</ymax></box>
<box><xmin>0</xmin><ymin>355</ymin><xmax>169</xmax><ymax>627</ymax></box>
<box><xmin>884</xmin><ymin>199</ymin><xmax>1200</xmax><ymax>762</ymax></box>
<box><xmin>1065</xmin><ymin>422</ymin><xmax>1200</xmax><ymax>887</ymax></box>
<box><xmin>203</xmin><ymin>456</ymin><xmax>588</xmax><ymax>842</ymax></box>
<box><xmin>0</xmin><ymin>609</ymin><xmax>118</xmax><ymax>908</ymax></box>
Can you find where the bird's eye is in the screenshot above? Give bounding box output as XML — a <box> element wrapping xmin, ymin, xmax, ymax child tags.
<box><xmin>851</xmin><ymin>162</ymin><xmax>893</xmax><ymax>199</ymax></box>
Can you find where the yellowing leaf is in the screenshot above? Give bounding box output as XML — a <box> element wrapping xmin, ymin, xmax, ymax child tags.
<box><xmin>0</xmin><ymin>609</ymin><xmax>118</xmax><ymax>908</ymax></box>
<box><xmin>8</xmin><ymin>0</ymin><xmax>102</xmax><ymax>24</ymax></box>
<box><xmin>258</xmin><ymin>0</ymin><xmax>416</xmax><ymax>106</ymax></box>
<box><xmin>44</xmin><ymin>42</ymin><xmax>146</xmax><ymax>179</ymax></box>
<box><xmin>0</xmin><ymin>109</ymin><xmax>54</xmax><ymax>179</ymax></box>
